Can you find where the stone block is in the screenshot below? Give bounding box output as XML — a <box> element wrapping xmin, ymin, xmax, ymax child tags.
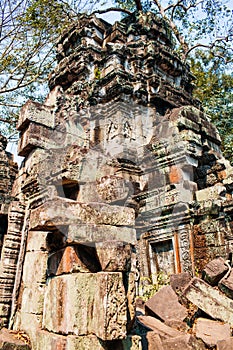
<box><xmin>67</xmin><ymin>224</ymin><xmax>136</xmax><ymax>244</ymax></box>
<box><xmin>195</xmin><ymin>185</ymin><xmax>226</xmax><ymax>202</ymax></box>
<box><xmin>66</xmin><ymin>334</ymin><xmax>142</xmax><ymax>350</ymax></box>
<box><xmin>17</xmin><ymin>100</ymin><xmax>55</xmax><ymax>131</ymax></box>
<box><xmin>218</xmin><ymin>269</ymin><xmax>233</xmax><ymax>299</ymax></box>
<box><xmin>145</xmin><ymin>286</ymin><xmax>187</xmax><ymax>322</ymax></box>
<box><xmin>0</xmin><ymin>328</ymin><xmax>31</xmax><ymax>350</ymax></box>
<box><xmin>170</xmin><ymin>272</ymin><xmax>191</xmax><ymax>293</ymax></box>
<box><xmin>183</xmin><ymin>277</ymin><xmax>233</xmax><ymax>325</ymax></box>
<box><xmin>146</xmin><ymin>332</ymin><xmax>163</xmax><ymax>350</ymax></box>
<box><xmin>137</xmin><ymin>316</ymin><xmax>183</xmax><ymax>340</ymax></box>
<box><xmin>30</xmin><ymin>197</ymin><xmax>135</xmax><ymax>230</ymax></box>
<box><xmin>17</xmin><ymin>123</ymin><xmax>53</xmax><ymax>157</ymax></box>
<box><xmin>66</xmin><ymin>335</ymin><xmax>104</xmax><ymax>350</ymax></box>
<box><xmin>26</xmin><ymin>231</ymin><xmax>48</xmax><ymax>252</ymax></box>
<box><xmin>162</xmin><ymin>334</ymin><xmax>206</xmax><ymax>350</ymax></box>
<box><xmin>35</xmin><ymin>330</ymin><xmax>66</xmax><ymax>350</ymax></box>
<box><xmin>43</xmin><ymin>272</ymin><xmax>127</xmax><ymax>340</ymax></box>
<box><xmin>21</xmin><ymin>284</ymin><xmax>46</xmax><ymax>315</ymax></box>
<box><xmin>202</xmin><ymin>257</ymin><xmax>229</xmax><ymax>286</ymax></box>
<box><xmin>19</xmin><ymin>312</ymin><xmax>43</xmax><ymax>337</ymax></box>
<box><xmin>217</xmin><ymin>337</ymin><xmax>233</xmax><ymax>350</ymax></box>
<box><xmin>96</xmin><ymin>241</ymin><xmax>132</xmax><ymax>271</ymax></box>
<box><xmin>47</xmin><ymin>245</ymin><xmax>101</xmax><ymax>276</ymax></box>
<box><xmin>164</xmin><ymin>319</ymin><xmax>189</xmax><ymax>333</ymax></box>
<box><xmin>194</xmin><ymin>318</ymin><xmax>231</xmax><ymax>347</ymax></box>
<box><xmin>22</xmin><ymin>251</ymin><xmax>48</xmax><ymax>285</ymax></box>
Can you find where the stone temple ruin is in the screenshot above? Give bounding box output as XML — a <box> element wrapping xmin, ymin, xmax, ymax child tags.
<box><xmin>0</xmin><ymin>12</ymin><xmax>233</xmax><ymax>349</ymax></box>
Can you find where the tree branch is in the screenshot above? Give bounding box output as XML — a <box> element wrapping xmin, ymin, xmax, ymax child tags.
<box><xmin>93</xmin><ymin>7</ymin><xmax>133</xmax><ymax>16</ymax></box>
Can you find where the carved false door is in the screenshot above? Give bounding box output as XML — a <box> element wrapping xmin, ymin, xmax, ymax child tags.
<box><xmin>149</xmin><ymin>239</ymin><xmax>176</xmax><ymax>280</ymax></box>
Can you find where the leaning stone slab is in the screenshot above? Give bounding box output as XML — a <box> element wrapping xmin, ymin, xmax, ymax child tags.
<box><xmin>0</xmin><ymin>328</ymin><xmax>31</xmax><ymax>350</ymax></box>
<box><xmin>145</xmin><ymin>285</ymin><xmax>188</xmax><ymax>322</ymax></box>
<box><xmin>137</xmin><ymin>316</ymin><xmax>183</xmax><ymax>340</ymax></box>
<box><xmin>217</xmin><ymin>337</ymin><xmax>233</xmax><ymax>350</ymax></box>
<box><xmin>30</xmin><ymin>197</ymin><xmax>135</xmax><ymax>230</ymax></box>
<box><xmin>194</xmin><ymin>318</ymin><xmax>231</xmax><ymax>347</ymax></box>
<box><xmin>218</xmin><ymin>269</ymin><xmax>233</xmax><ymax>299</ymax></box>
<box><xmin>202</xmin><ymin>257</ymin><xmax>229</xmax><ymax>286</ymax></box>
<box><xmin>43</xmin><ymin>272</ymin><xmax>128</xmax><ymax>340</ymax></box>
<box><xmin>183</xmin><ymin>277</ymin><xmax>233</xmax><ymax>326</ymax></box>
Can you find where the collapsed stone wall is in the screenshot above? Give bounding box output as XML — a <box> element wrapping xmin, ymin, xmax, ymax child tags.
<box><xmin>0</xmin><ymin>12</ymin><xmax>232</xmax><ymax>349</ymax></box>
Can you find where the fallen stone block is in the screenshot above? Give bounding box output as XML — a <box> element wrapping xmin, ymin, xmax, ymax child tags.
<box><xmin>137</xmin><ymin>316</ymin><xmax>183</xmax><ymax>340</ymax></box>
<box><xmin>183</xmin><ymin>277</ymin><xmax>233</xmax><ymax>325</ymax></box>
<box><xmin>162</xmin><ymin>334</ymin><xmax>206</xmax><ymax>350</ymax></box>
<box><xmin>217</xmin><ymin>337</ymin><xmax>233</xmax><ymax>350</ymax></box>
<box><xmin>30</xmin><ymin>197</ymin><xmax>135</xmax><ymax>230</ymax></box>
<box><xmin>164</xmin><ymin>319</ymin><xmax>189</xmax><ymax>333</ymax></box>
<box><xmin>170</xmin><ymin>272</ymin><xmax>191</xmax><ymax>293</ymax></box>
<box><xmin>95</xmin><ymin>241</ymin><xmax>132</xmax><ymax>271</ymax></box>
<box><xmin>145</xmin><ymin>285</ymin><xmax>187</xmax><ymax>322</ymax></box>
<box><xmin>0</xmin><ymin>328</ymin><xmax>31</xmax><ymax>350</ymax></box>
<box><xmin>43</xmin><ymin>272</ymin><xmax>128</xmax><ymax>340</ymax></box>
<box><xmin>194</xmin><ymin>318</ymin><xmax>231</xmax><ymax>347</ymax></box>
<box><xmin>202</xmin><ymin>257</ymin><xmax>229</xmax><ymax>286</ymax></box>
<box><xmin>218</xmin><ymin>269</ymin><xmax>233</xmax><ymax>299</ymax></box>
<box><xmin>146</xmin><ymin>332</ymin><xmax>163</xmax><ymax>350</ymax></box>
<box><xmin>47</xmin><ymin>245</ymin><xmax>101</xmax><ymax>276</ymax></box>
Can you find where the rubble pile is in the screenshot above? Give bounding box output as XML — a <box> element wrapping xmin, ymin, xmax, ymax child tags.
<box><xmin>137</xmin><ymin>257</ymin><xmax>233</xmax><ymax>349</ymax></box>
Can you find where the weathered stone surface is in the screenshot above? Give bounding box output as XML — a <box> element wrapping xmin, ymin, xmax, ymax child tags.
<box><xmin>21</xmin><ymin>284</ymin><xmax>46</xmax><ymax>315</ymax></box>
<box><xmin>194</xmin><ymin>318</ymin><xmax>231</xmax><ymax>347</ymax></box>
<box><xmin>146</xmin><ymin>332</ymin><xmax>163</xmax><ymax>350</ymax></box>
<box><xmin>218</xmin><ymin>269</ymin><xmax>233</xmax><ymax>299</ymax></box>
<box><xmin>202</xmin><ymin>257</ymin><xmax>229</xmax><ymax>286</ymax></box>
<box><xmin>137</xmin><ymin>316</ymin><xmax>183</xmax><ymax>339</ymax></box>
<box><xmin>30</xmin><ymin>197</ymin><xmax>135</xmax><ymax>230</ymax></box>
<box><xmin>26</xmin><ymin>231</ymin><xmax>48</xmax><ymax>252</ymax></box>
<box><xmin>22</xmin><ymin>251</ymin><xmax>48</xmax><ymax>285</ymax></box>
<box><xmin>170</xmin><ymin>272</ymin><xmax>192</xmax><ymax>293</ymax></box>
<box><xmin>34</xmin><ymin>330</ymin><xmax>66</xmax><ymax>350</ymax></box>
<box><xmin>195</xmin><ymin>185</ymin><xmax>226</xmax><ymax>202</ymax></box>
<box><xmin>217</xmin><ymin>337</ymin><xmax>233</xmax><ymax>350</ymax></box>
<box><xmin>17</xmin><ymin>100</ymin><xmax>55</xmax><ymax>131</ymax></box>
<box><xmin>43</xmin><ymin>272</ymin><xmax>127</xmax><ymax>340</ymax></box>
<box><xmin>164</xmin><ymin>319</ymin><xmax>189</xmax><ymax>333</ymax></box>
<box><xmin>67</xmin><ymin>224</ymin><xmax>136</xmax><ymax>244</ymax></box>
<box><xmin>145</xmin><ymin>285</ymin><xmax>188</xmax><ymax>322</ymax></box>
<box><xmin>95</xmin><ymin>241</ymin><xmax>132</xmax><ymax>271</ymax></box>
<box><xmin>183</xmin><ymin>277</ymin><xmax>233</xmax><ymax>325</ymax></box>
<box><xmin>0</xmin><ymin>328</ymin><xmax>31</xmax><ymax>350</ymax></box>
<box><xmin>162</xmin><ymin>334</ymin><xmax>206</xmax><ymax>350</ymax></box>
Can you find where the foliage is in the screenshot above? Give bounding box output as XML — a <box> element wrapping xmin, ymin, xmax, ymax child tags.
<box><xmin>139</xmin><ymin>271</ymin><xmax>170</xmax><ymax>301</ymax></box>
<box><xmin>190</xmin><ymin>51</ymin><xmax>233</xmax><ymax>164</ymax></box>
<box><xmin>0</xmin><ymin>0</ymin><xmax>101</xmax><ymax>135</ymax></box>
